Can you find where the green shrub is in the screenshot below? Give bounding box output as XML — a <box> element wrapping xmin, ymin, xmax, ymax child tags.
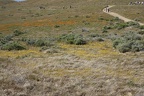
<box><xmin>1</xmin><ymin>42</ymin><xmax>26</xmax><ymax>51</ymax></box>
<box><xmin>58</xmin><ymin>34</ymin><xmax>86</xmax><ymax>45</ymax></box>
<box><xmin>112</xmin><ymin>32</ymin><xmax>144</xmax><ymax>53</ymax></box>
<box><xmin>116</xmin><ymin>23</ymin><xmax>128</xmax><ymax>30</ymax></box>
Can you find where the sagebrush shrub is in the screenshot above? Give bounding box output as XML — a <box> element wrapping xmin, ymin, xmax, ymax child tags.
<box><xmin>1</xmin><ymin>42</ymin><xmax>26</xmax><ymax>51</ymax></box>
<box><xmin>58</xmin><ymin>34</ymin><xmax>86</xmax><ymax>45</ymax></box>
<box><xmin>112</xmin><ymin>32</ymin><xmax>144</xmax><ymax>53</ymax></box>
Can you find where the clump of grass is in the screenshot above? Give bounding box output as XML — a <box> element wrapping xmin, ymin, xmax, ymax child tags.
<box><xmin>58</xmin><ymin>34</ymin><xmax>86</xmax><ymax>45</ymax></box>
<box><xmin>112</xmin><ymin>31</ymin><xmax>144</xmax><ymax>53</ymax></box>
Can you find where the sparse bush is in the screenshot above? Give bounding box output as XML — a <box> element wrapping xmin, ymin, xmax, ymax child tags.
<box><xmin>75</xmin><ymin>15</ymin><xmax>79</xmax><ymax>18</ymax></box>
<box><xmin>1</xmin><ymin>42</ymin><xmax>26</xmax><ymax>51</ymax></box>
<box><xmin>21</xmin><ymin>16</ymin><xmax>26</xmax><ymax>19</ymax></box>
<box><xmin>126</xmin><ymin>21</ymin><xmax>140</xmax><ymax>28</ymax></box>
<box><xmin>58</xmin><ymin>34</ymin><xmax>86</xmax><ymax>45</ymax></box>
<box><xmin>102</xmin><ymin>28</ymin><xmax>108</xmax><ymax>33</ymax></box>
<box><xmin>86</xmin><ymin>15</ymin><xmax>90</xmax><ymax>18</ymax></box>
<box><xmin>103</xmin><ymin>26</ymin><xmax>112</xmax><ymax>30</ymax></box>
<box><xmin>139</xmin><ymin>26</ymin><xmax>144</xmax><ymax>29</ymax></box>
<box><xmin>35</xmin><ymin>39</ymin><xmax>45</xmax><ymax>47</ymax></box>
<box><xmin>116</xmin><ymin>23</ymin><xmax>128</xmax><ymax>30</ymax></box>
<box><xmin>54</xmin><ymin>25</ymin><xmax>60</xmax><ymax>28</ymax></box>
<box><xmin>102</xmin><ymin>25</ymin><xmax>112</xmax><ymax>33</ymax></box>
<box><xmin>138</xmin><ymin>31</ymin><xmax>144</xmax><ymax>35</ymax></box>
<box><xmin>134</xmin><ymin>18</ymin><xmax>140</xmax><ymax>22</ymax></box>
<box><xmin>89</xmin><ymin>34</ymin><xmax>99</xmax><ymax>37</ymax></box>
<box><xmin>113</xmin><ymin>17</ymin><xmax>120</xmax><ymax>21</ymax></box>
<box><xmin>0</xmin><ymin>35</ymin><xmax>13</xmax><ymax>45</ymax></box>
<box><xmin>26</xmin><ymin>39</ymin><xmax>36</xmax><ymax>46</ymax></box>
<box><xmin>13</xmin><ymin>30</ymin><xmax>24</xmax><ymax>36</ymax></box>
<box><xmin>84</xmin><ymin>22</ymin><xmax>90</xmax><ymax>25</ymax></box>
<box><xmin>98</xmin><ymin>17</ymin><xmax>104</xmax><ymax>20</ymax></box>
<box><xmin>96</xmin><ymin>38</ymin><xmax>104</xmax><ymax>42</ymax></box>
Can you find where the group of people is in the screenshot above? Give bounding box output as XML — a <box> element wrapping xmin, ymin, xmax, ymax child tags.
<box><xmin>129</xmin><ymin>1</ymin><xmax>144</xmax><ymax>5</ymax></box>
<box><xmin>104</xmin><ymin>6</ymin><xmax>110</xmax><ymax>13</ymax></box>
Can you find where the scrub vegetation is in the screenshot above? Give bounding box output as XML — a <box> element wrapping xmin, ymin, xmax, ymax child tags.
<box><xmin>0</xmin><ymin>0</ymin><xmax>144</xmax><ymax>96</ymax></box>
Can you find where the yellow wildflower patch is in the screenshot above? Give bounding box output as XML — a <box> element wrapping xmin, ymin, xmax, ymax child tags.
<box><xmin>37</xmin><ymin>67</ymin><xmax>92</xmax><ymax>77</ymax></box>
<box><xmin>0</xmin><ymin>48</ymin><xmax>43</xmax><ymax>58</ymax></box>
<box><xmin>58</xmin><ymin>41</ymin><xmax>120</xmax><ymax>59</ymax></box>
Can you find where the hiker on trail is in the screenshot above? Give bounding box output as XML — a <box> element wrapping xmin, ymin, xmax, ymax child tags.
<box><xmin>129</xmin><ymin>2</ymin><xmax>133</xmax><ymax>5</ymax></box>
<box><xmin>105</xmin><ymin>7</ymin><xmax>107</xmax><ymax>12</ymax></box>
<box><xmin>107</xmin><ymin>8</ymin><xmax>110</xmax><ymax>12</ymax></box>
<box><xmin>104</xmin><ymin>5</ymin><xmax>109</xmax><ymax>12</ymax></box>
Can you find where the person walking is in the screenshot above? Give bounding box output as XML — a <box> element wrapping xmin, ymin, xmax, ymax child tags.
<box><xmin>107</xmin><ymin>8</ymin><xmax>110</xmax><ymax>12</ymax></box>
<box><xmin>104</xmin><ymin>5</ymin><xmax>108</xmax><ymax>12</ymax></box>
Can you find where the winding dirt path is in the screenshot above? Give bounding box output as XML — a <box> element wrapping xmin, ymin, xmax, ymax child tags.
<box><xmin>103</xmin><ymin>5</ymin><xmax>144</xmax><ymax>26</ymax></box>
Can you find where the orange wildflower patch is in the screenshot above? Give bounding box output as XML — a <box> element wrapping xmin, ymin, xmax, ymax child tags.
<box><xmin>0</xmin><ymin>19</ymin><xmax>76</xmax><ymax>31</ymax></box>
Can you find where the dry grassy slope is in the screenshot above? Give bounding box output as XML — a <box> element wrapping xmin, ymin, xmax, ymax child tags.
<box><xmin>0</xmin><ymin>0</ymin><xmax>143</xmax><ymax>34</ymax></box>
<box><xmin>0</xmin><ymin>0</ymin><xmax>144</xmax><ymax>96</ymax></box>
<box><xmin>0</xmin><ymin>0</ymin><xmax>110</xmax><ymax>34</ymax></box>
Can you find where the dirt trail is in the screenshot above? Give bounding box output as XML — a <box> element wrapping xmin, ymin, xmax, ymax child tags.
<box><xmin>103</xmin><ymin>5</ymin><xmax>144</xmax><ymax>26</ymax></box>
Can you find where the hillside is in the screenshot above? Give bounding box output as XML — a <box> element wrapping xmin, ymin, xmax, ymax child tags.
<box><xmin>0</xmin><ymin>0</ymin><xmax>144</xmax><ymax>96</ymax></box>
